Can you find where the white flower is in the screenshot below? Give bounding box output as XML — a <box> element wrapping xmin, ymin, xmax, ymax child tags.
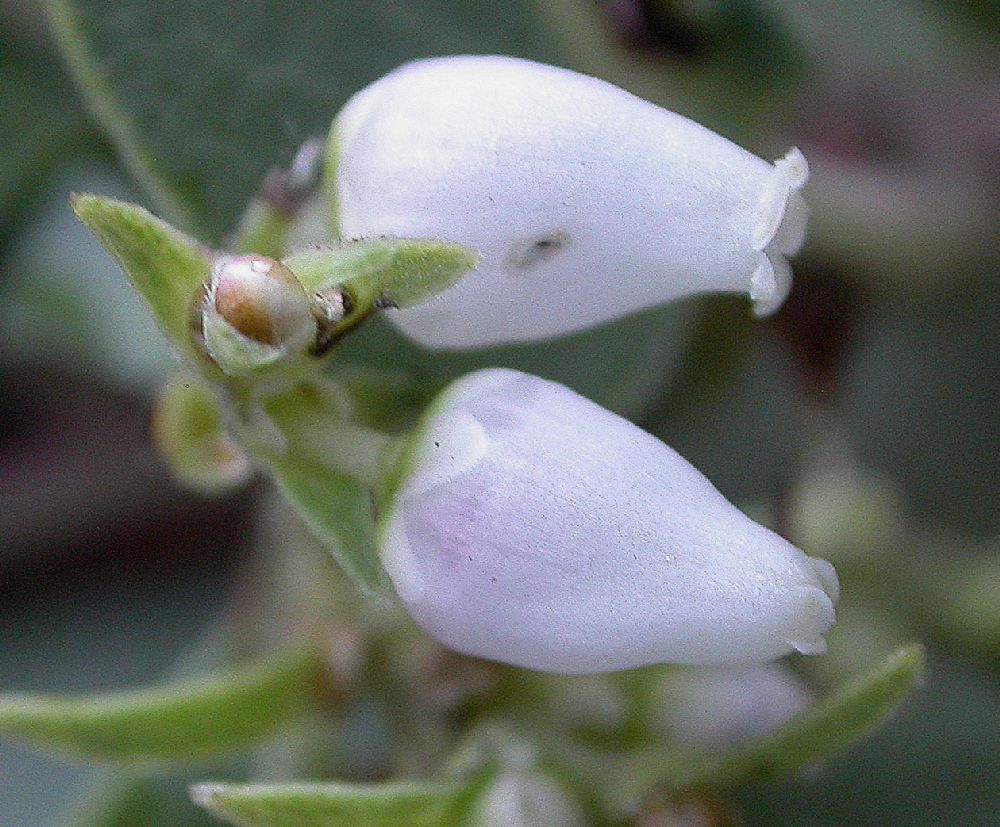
<box><xmin>333</xmin><ymin>55</ymin><xmax>808</xmax><ymax>349</ymax></box>
<box><xmin>377</xmin><ymin>369</ymin><xmax>837</xmax><ymax>674</ymax></box>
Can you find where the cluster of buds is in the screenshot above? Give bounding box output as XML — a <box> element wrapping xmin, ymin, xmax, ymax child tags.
<box><xmin>133</xmin><ymin>55</ymin><xmax>837</xmax><ymax>675</ymax></box>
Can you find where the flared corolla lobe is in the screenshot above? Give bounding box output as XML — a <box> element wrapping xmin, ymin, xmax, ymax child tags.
<box><xmin>333</xmin><ymin>55</ymin><xmax>808</xmax><ymax>348</ymax></box>
<box><xmin>377</xmin><ymin>369</ymin><xmax>837</xmax><ymax>674</ymax></box>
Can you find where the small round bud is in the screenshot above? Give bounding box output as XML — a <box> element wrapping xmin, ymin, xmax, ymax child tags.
<box><xmin>202</xmin><ymin>255</ymin><xmax>316</xmax><ymax>374</ymax></box>
<box><xmin>210</xmin><ymin>255</ymin><xmax>310</xmax><ymax>346</ymax></box>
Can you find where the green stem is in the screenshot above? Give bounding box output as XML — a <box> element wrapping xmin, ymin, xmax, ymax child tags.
<box><xmin>259</xmin><ymin>382</ymin><xmax>393</xmax><ymax>489</ymax></box>
<box><xmin>230</xmin><ymin>198</ymin><xmax>294</xmax><ymax>259</ymax></box>
<box><xmin>288</xmin><ymin>415</ymin><xmax>391</xmax><ymax>489</ymax></box>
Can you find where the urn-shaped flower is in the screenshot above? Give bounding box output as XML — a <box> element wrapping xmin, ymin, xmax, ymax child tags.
<box><xmin>333</xmin><ymin>56</ymin><xmax>808</xmax><ymax>348</ymax></box>
<box><xmin>377</xmin><ymin>369</ymin><xmax>837</xmax><ymax>673</ymax></box>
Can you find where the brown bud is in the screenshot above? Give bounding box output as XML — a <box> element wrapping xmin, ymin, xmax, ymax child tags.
<box><xmin>210</xmin><ymin>255</ymin><xmax>311</xmax><ymax>347</ymax></box>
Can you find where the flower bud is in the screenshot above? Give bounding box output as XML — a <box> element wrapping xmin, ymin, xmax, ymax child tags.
<box><xmin>377</xmin><ymin>369</ymin><xmax>837</xmax><ymax>674</ymax></box>
<box><xmin>333</xmin><ymin>56</ymin><xmax>808</xmax><ymax>348</ymax></box>
<box><xmin>202</xmin><ymin>254</ymin><xmax>315</xmax><ymax>374</ymax></box>
<box><xmin>652</xmin><ymin>663</ymin><xmax>813</xmax><ymax>750</ymax></box>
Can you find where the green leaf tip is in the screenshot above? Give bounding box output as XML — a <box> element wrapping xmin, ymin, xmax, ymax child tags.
<box><xmin>189</xmin><ymin>778</ymin><xmax>482</xmax><ymax>827</ymax></box>
<box><xmin>71</xmin><ymin>192</ymin><xmax>211</xmax><ymax>364</ymax></box>
<box><xmin>672</xmin><ymin>643</ymin><xmax>926</xmax><ymax>791</ymax></box>
<box><xmin>283</xmin><ymin>238</ymin><xmax>478</xmax><ymax>348</ymax></box>
<box><xmin>0</xmin><ymin>645</ymin><xmax>319</xmax><ymax>767</ymax></box>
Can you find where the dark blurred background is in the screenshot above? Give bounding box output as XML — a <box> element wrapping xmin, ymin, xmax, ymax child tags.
<box><xmin>1</xmin><ymin>1</ymin><xmax>998</xmax><ymax>824</ymax></box>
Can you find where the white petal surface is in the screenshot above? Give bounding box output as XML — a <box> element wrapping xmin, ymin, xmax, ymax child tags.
<box><xmin>379</xmin><ymin>369</ymin><xmax>837</xmax><ymax>673</ymax></box>
<box><xmin>334</xmin><ymin>55</ymin><xmax>808</xmax><ymax>348</ymax></box>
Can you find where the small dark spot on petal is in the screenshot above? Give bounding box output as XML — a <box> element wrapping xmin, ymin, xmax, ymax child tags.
<box><xmin>505</xmin><ymin>232</ymin><xmax>570</xmax><ymax>272</ymax></box>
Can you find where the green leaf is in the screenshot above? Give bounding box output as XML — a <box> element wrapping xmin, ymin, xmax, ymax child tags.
<box><xmin>0</xmin><ymin>647</ymin><xmax>319</xmax><ymax>767</ymax></box>
<box><xmin>265</xmin><ymin>452</ymin><xmax>387</xmax><ymax>597</ymax></box>
<box><xmin>286</xmin><ymin>238</ymin><xmax>479</xmax><ymax>308</ymax></box>
<box><xmin>71</xmin><ymin>193</ymin><xmax>212</xmax><ymax>367</ymax></box>
<box><xmin>44</xmin><ymin>0</ymin><xmax>560</xmax><ymax>242</ymax></box>
<box><xmin>666</xmin><ymin>643</ymin><xmax>926</xmax><ymax>791</ymax></box>
<box><xmin>189</xmin><ymin>778</ymin><xmax>481</xmax><ymax>827</ymax></box>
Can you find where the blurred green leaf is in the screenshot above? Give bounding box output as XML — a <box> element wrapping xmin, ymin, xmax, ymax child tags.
<box><xmin>190</xmin><ymin>778</ymin><xmax>481</xmax><ymax>827</ymax></box>
<box><xmin>671</xmin><ymin>643</ymin><xmax>926</xmax><ymax>791</ymax></box>
<box><xmin>337</xmin><ymin>300</ymin><xmax>695</xmax><ymax>419</ymax></box>
<box><xmin>0</xmin><ymin>647</ymin><xmax>318</xmax><ymax>766</ymax></box>
<box><xmin>62</xmin><ymin>774</ymin><xmax>221</xmax><ymax>827</ymax></box>
<box><xmin>909</xmin><ymin>549</ymin><xmax>1000</xmax><ymax>662</ymax></box>
<box><xmin>0</xmin><ymin>21</ymin><xmax>89</xmax><ymax>237</ymax></box>
<box><xmin>44</xmin><ymin>0</ymin><xmax>559</xmax><ymax>242</ymax></box>
<box><xmin>735</xmin><ymin>652</ymin><xmax>1000</xmax><ymax>826</ymax></box>
<box><xmin>71</xmin><ymin>193</ymin><xmax>212</xmax><ymax>366</ymax></box>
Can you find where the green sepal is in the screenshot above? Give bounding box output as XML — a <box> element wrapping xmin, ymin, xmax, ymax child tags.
<box><xmin>201</xmin><ymin>306</ymin><xmax>287</xmax><ymax>375</ymax></box>
<box><xmin>265</xmin><ymin>451</ymin><xmax>388</xmax><ymax>597</ymax></box>
<box><xmin>189</xmin><ymin>776</ymin><xmax>489</xmax><ymax>827</ymax></box>
<box><xmin>0</xmin><ymin>646</ymin><xmax>320</xmax><ymax>767</ymax></box>
<box><xmin>152</xmin><ymin>374</ymin><xmax>252</xmax><ymax>495</ymax></box>
<box><xmin>71</xmin><ymin>193</ymin><xmax>213</xmax><ymax>370</ymax></box>
<box><xmin>283</xmin><ymin>238</ymin><xmax>478</xmax><ymax>342</ymax></box>
<box><xmin>247</xmin><ymin>377</ymin><xmax>396</xmax><ymax>596</ymax></box>
<box><xmin>631</xmin><ymin>643</ymin><xmax>925</xmax><ymax>795</ymax></box>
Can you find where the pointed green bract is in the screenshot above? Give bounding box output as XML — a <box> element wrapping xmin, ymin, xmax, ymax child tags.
<box><xmin>284</xmin><ymin>238</ymin><xmax>478</xmax><ymax>340</ymax></box>
<box><xmin>286</xmin><ymin>239</ymin><xmax>478</xmax><ymax>307</ymax></box>
<box><xmin>660</xmin><ymin>643</ymin><xmax>926</xmax><ymax>791</ymax></box>
<box><xmin>189</xmin><ymin>779</ymin><xmax>481</xmax><ymax>827</ymax></box>
<box><xmin>265</xmin><ymin>453</ymin><xmax>388</xmax><ymax>596</ymax></box>
<box><xmin>0</xmin><ymin>647</ymin><xmax>318</xmax><ymax>767</ymax></box>
<box><xmin>71</xmin><ymin>193</ymin><xmax>211</xmax><ymax>366</ymax></box>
